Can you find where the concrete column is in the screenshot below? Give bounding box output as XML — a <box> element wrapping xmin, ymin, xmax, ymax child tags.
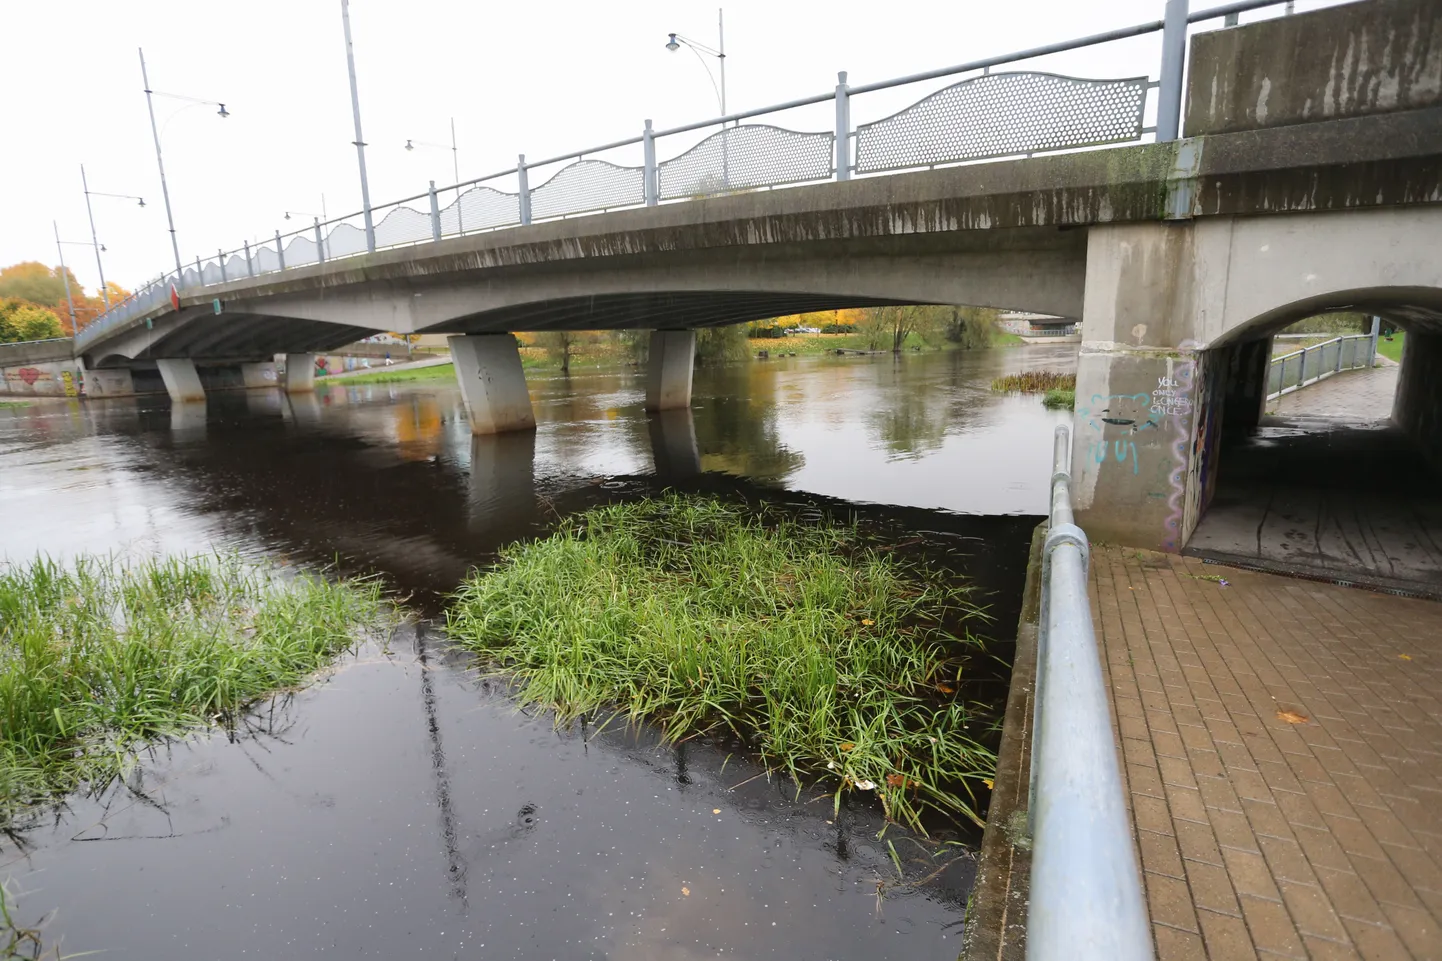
<box><xmin>156</xmin><ymin>358</ymin><xmax>206</xmax><ymax>403</ymax></box>
<box><xmin>449</xmin><ymin>334</ymin><xmax>536</xmax><ymax>435</ymax></box>
<box><xmin>284</xmin><ymin>353</ymin><xmax>316</xmax><ymax>394</ymax></box>
<box><xmin>645</xmin><ymin>330</ymin><xmax>696</xmax><ymax>412</ymax></box>
<box><xmin>649</xmin><ymin>408</ymin><xmax>702</xmax><ymax>479</ymax></box>
<box><xmin>241</xmin><ymin>361</ymin><xmax>278</xmax><ymax>389</ymax></box>
<box><xmin>1072</xmin><ymin>222</ymin><xmax>1208</xmax><ymax>553</ymax></box>
<box><xmin>468</xmin><ymin>432</ymin><xmax>537</xmax><ymax>534</ymax></box>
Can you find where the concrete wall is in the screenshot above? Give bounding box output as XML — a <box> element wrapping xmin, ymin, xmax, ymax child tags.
<box><xmin>0</xmin><ymin>339</ymin><xmax>73</xmax><ymax>367</ymax></box>
<box><xmin>0</xmin><ymin>359</ymin><xmax>80</xmax><ymax>396</ymax></box>
<box><xmin>1185</xmin><ymin>0</ymin><xmax>1442</xmax><ymax>136</ymax></box>
<box><xmin>1394</xmin><ymin>329</ymin><xmax>1442</xmax><ymax>470</ymax></box>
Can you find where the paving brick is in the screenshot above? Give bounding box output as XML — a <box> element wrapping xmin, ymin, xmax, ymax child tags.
<box><xmin>1092</xmin><ymin>547</ymin><xmax>1442</xmax><ymax>961</ymax></box>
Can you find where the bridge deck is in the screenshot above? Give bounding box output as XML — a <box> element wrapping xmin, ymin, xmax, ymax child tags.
<box><xmin>1093</xmin><ymin>547</ymin><xmax>1442</xmax><ymax>960</ymax></box>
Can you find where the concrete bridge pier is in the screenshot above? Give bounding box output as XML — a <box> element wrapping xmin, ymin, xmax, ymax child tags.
<box><xmin>156</xmin><ymin>359</ymin><xmax>206</xmax><ymax>403</ymax></box>
<box><xmin>241</xmin><ymin>362</ymin><xmax>279</xmax><ymax>389</ymax></box>
<box><xmin>645</xmin><ymin>330</ymin><xmax>696</xmax><ymax>412</ymax></box>
<box><xmin>648</xmin><ymin>409</ymin><xmax>702</xmax><ymax>479</ymax></box>
<box><xmin>284</xmin><ymin>354</ymin><xmax>317</xmax><ymax>394</ymax></box>
<box><xmin>449</xmin><ymin>334</ymin><xmax>536</xmax><ymax>435</ymax></box>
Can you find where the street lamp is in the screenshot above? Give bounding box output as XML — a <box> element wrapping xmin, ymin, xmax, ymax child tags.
<box><xmin>666</xmin><ymin>9</ymin><xmax>730</xmax><ymax>190</ymax></box>
<box><xmin>404</xmin><ymin>118</ymin><xmax>463</xmax><ymax>232</ymax></box>
<box><xmin>665</xmin><ymin>9</ymin><xmax>727</xmax><ymax>116</ymax></box>
<box><xmin>139</xmin><ymin>47</ymin><xmax>229</xmax><ymax>280</ymax></box>
<box><xmin>80</xmin><ymin>164</ymin><xmax>145</xmax><ymax>310</ymax></box>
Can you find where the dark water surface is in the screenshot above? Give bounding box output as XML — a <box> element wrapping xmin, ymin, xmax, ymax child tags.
<box><xmin>0</xmin><ymin>347</ymin><xmax>1074</xmax><ymax>960</ymax></box>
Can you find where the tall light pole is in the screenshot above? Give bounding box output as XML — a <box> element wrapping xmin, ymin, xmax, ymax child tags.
<box><xmin>52</xmin><ymin>222</ymin><xmax>81</xmax><ymax>332</ymax></box>
<box><xmin>341</xmin><ymin>0</ymin><xmax>376</xmax><ymax>253</ymax></box>
<box><xmin>405</xmin><ymin>118</ymin><xmax>462</xmax><ymax>231</ymax></box>
<box><xmin>139</xmin><ymin>47</ymin><xmax>228</xmax><ymax>280</ymax></box>
<box><xmin>80</xmin><ymin>165</ymin><xmax>145</xmax><ymax>310</ymax></box>
<box><xmin>666</xmin><ymin>9</ymin><xmax>729</xmax><ymax>189</ymax></box>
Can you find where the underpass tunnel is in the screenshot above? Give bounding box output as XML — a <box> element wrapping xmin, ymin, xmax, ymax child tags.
<box><xmin>1182</xmin><ymin>306</ymin><xmax>1442</xmax><ymax>597</ymax></box>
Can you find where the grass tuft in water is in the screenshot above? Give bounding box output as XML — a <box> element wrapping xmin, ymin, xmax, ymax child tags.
<box><xmin>447</xmin><ymin>495</ymin><xmax>997</xmax><ymax>830</ymax></box>
<box><xmin>0</xmin><ymin>553</ymin><xmax>384</xmax><ymax>829</ymax></box>
<box><xmin>990</xmin><ymin>370</ymin><xmax>1075</xmax><ymax>394</ymax></box>
<box><xmin>1042</xmin><ymin>388</ymin><xmax>1075</xmax><ymax>410</ymax></box>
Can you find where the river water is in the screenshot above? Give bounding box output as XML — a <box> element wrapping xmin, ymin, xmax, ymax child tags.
<box><xmin>0</xmin><ymin>345</ymin><xmax>1075</xmax><ymax>960</ymax></box>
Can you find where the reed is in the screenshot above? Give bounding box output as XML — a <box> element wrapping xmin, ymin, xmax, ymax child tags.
<box><xmin>990</xmin><ymin>370</ymin><xmax>1076</xmax><ymax>393</ymax></box>
<box><xmin>447</xmin><ymin>495</ymin><xmax>997</xmax><ymax>830</ymax></box>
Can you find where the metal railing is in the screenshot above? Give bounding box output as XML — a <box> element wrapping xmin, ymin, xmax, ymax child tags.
<box><xmin>78</xmin><ymin>0</ymin><xmax>1292</xmax><ymax>354</ymax></box>
<box><xmin>1028</xmin><ymin>426</ymin><xmax>1152</xmax><ymax>961</ymax></box>
<box><xmin>1266</xmin><ymin>330</ymin><xmax>1378</xmax><ymax>401</ymax></box>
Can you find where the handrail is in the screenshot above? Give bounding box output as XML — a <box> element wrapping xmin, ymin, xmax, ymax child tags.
<box><xmin>77</xmin><ymin>0</ymin><xmax>1296</xmax><ymax>353</ymax></box>
<box><xmin>1265</xmin><ymin>329</ymin><xmax>1376</xmax><ymax>401</ymax></box>
<box><xmin>1028</xmin><ymin>426</ymin><xmax>1153</xmax><ymax>961</ymax></box>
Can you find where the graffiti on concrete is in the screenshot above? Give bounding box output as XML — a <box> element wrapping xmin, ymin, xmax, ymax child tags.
<box><xmin>1150</xmin><ymin>376</ymin><xmax>1192</xmax><ymax>417</ymax></box>
<box><xmin>1077</xmin><ymin>392</ymin><xmax>1160</xmax><ymax>476</ymax></box>
<box><xmin>1161</xmin><ymin>359</ymin><xmax>1198</xmax><ymax>552</ymax></box>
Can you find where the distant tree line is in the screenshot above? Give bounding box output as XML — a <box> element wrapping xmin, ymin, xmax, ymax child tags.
<box><xmin>0</xmin><ymin>261</ymin><xmax>132</xmax><ymax>343</ymax></box>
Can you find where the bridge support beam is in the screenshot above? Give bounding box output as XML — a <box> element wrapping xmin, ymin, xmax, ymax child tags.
<box><xmin>1072</xmin><ymin>222</ymin><xmax>1208</xmax><ymax>554</ymax></box>
<box><xmin>645</xmin><ymin>330</ymin><xmax>695</xmax><ymax>412</ymax></box>
<box><xmin>284</xmin><ymin>354</ymin><xmax>316</xmax><ymax>394</ymax></box>
<box><xmin>156</xmin><ymin>359</ymin><xmax>206</xmax><ymax>403</ymax></box>
<box><xmin>449</xmin><ymin>334</ymin><xmax>536</xmax><ymax>435</ymax></box>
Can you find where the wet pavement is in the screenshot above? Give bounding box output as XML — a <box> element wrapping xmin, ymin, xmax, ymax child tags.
<box><xmin>0</xmin><ymin>346</ymin><xmax>1075</xmax><ymax>959</ymax></box>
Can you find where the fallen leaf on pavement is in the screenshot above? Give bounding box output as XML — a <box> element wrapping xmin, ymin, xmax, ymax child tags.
<box><xmin>681</xmin><ymin>887</ymin><xmax>690</xmax><ymax>897</ymax></box>
<box><xmin>1276</xmin><ymin>709</ymin><xmax>1309</xmax><ymax>724</ymax></box>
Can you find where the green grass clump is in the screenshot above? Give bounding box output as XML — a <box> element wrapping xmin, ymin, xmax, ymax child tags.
<box><xmin>325</xmin><ymin>361</ymin><xmax>458</xmax><ymax>385</ymax></box>
<box><xmin>1377</xmin><ymin>332</ymin><xmax>1405</xmax><ymax>364</ymax></box>
<box><xmin>990</xmin><ymin>370</ymin><xmax>1076</xmax><ymax>393</ymax></box>
<box><xmin>0</xmin><ymin>401</ymin><xmax>30</xmax><ymax>410</ymax></box>
<box><xmin>447</xmin><ymin>495</ymin><xmax>996</xmax><ymax>830</ymax></box>
<box><xmin>1042</xmin><ymin>388</ymin><xmax>1075</xmax><ymax>410</ymax></box>
<box><xmin>0</xmin><ymin>554</ymin><xmax>383</xmax><ymax>828</ymax></box>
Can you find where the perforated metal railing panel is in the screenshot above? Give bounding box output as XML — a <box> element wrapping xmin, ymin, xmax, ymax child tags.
<box><xmin>854</xmin><ymin>71</ymin><xmax>1147</xmax><ymax>174</ymax></box>
<box><xmin>373</xmin><ymin>206</ymin><xmax>435</xmax><ymax>249</ymax></box>
<box><xmin>324</xmin><ymin>223</ymin><xmax>370</xmax><ymax>260</ymax></box>
<box><xmin>658</xmin><ymin>125</ymin><xmax>834</xmax><ymax>200</ymax></box>
<box><xmin>529</xmin><ymin>160</ymin><xmax>645</xmax><ymax>220</ymax></box>
<box><xmin>441</xmin><ymin>186</ymin><xmax>520</xmax><ymax>235</ymax></box>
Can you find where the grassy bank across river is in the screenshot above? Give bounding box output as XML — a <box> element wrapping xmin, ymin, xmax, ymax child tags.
<box><xmin>447</xmin><ymin>495</ymin><xmax>997</xmax><ymax>830</ymax></box>
<box><xmin>0</xmin><ymin>554</ymin><xmax>384</xmax><ymax>829</ymax></box>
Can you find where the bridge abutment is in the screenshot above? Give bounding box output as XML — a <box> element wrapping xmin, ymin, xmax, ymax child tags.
<box><xmin>449</xmin><ymin>334</ymin><xmax>537</xmax><ymax>435</ymax></box>
<box><xmin>645</xmin><ymin>330</ymin><xmax>695</xmax><ymax>412</ymax></box>
<box><xmin>156</xmin><ymin>359</ymin><xmax>206</xmax><ymax>404</ymax></box>
<box><xmin>241</xmin><ymin>362</ymin><xmax>279</xmax><ymax>389</ymax></box>
<box><xmin>284</xmin><ymin>354</ymin><xmax>317</xmax><ymax>394</ymax></box>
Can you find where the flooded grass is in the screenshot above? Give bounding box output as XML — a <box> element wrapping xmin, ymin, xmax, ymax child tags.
<box><xmin>990</xmin><ymin>370</ymin><xmax>1075</xmax><ymax>393</ymax></box>
<box><xmin>0</xmin><ymin>554</ymin><xmax>384</xmax><ymax>829</ymax></box>
<box><xmin>447</xmin><ymin>495</ymin><xmax>997</xmax><ymax>831</ymax></box>
<box><xmin>1042</xmin><ymin>388</ymin><xmax>1075</xmax><ymax>410</ymax></box>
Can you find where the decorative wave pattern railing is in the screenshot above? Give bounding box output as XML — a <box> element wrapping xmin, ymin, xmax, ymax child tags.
<box><xmin>77</xmin><ymin>0</ymin><xmax>1291</xmax><ymax>357</ymax></box>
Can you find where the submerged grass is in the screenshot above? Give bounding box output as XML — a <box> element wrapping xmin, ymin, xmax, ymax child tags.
<box><xmin>990</xmin><ymin>370</ymin><xmax>1076</xmax><ymax>394</ymax></box>
<box><xmin>447</xmin><ymin>495</ymin><xmax>997</xmax><ymax>831</ymax></box>
<box><xmin>0</xmin><ymin>553</ymin><xmax>384</xmax><ymax>829</ymax></box>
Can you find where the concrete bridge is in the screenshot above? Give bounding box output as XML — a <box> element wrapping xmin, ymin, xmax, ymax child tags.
<box><xmin>73</xmin><ymin>0</ymin><xmax>1442</xmax><ymax>554</ymax></box>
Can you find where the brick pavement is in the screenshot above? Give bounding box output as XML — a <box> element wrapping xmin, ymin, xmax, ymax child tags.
<box><xmin>1267</xmin><ymin>363</ymin><xmax>1399</xmax><ymax>422</ymax></box>
<box><xmin>1093</xmin><ymin>546</ymin><xmax>1442</xmax><ymax>960</ymax></box>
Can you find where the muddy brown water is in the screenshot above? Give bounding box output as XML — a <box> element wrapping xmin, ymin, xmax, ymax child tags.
<box><xmin>0</xmin><ymin>346</ymin><xmax>1074</xmax><ymax>960</ymax></box>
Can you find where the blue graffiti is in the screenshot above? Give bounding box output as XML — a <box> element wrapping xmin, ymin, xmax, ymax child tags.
<box><xmin>1089</xmin><ymin>438</ymin><xmax>1140</xmax><ymax>475</ymax></box>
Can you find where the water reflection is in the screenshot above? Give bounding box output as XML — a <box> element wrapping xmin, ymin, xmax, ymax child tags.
<box><xmin>0</xmin><ymin>346</ymin><xmax>1076</xmax><ymax>959</ymax></box>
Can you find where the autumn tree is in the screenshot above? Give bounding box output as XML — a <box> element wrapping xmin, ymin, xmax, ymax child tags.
<box><xmin>0</xmin><ymin>262</ymin><xmax>79</xmax><ymax>308</ymax></box>
<box><xmin>0</xmin><ymin>299</ymin><xmax>65</xmax><ymax>343</ymax></box>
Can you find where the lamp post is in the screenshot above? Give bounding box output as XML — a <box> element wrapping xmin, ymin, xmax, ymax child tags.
<box><xmin>666</xmin><ymin>9</ymin><xmax>730</xmax><ymax>189</ymax></box>
<box><xmin>52</xmin><ymin>223</ymin><xmax>97</xmax><ymax>332</ymax></box>
<box><xmin>405</xmin><ymin>118</ymin><xmax>463</xmax><ymax>232</ymax></box>
<box><xmin>139</xmin><ymin>47</ymin><xmax>229</xmax><ymax>280</ymax></box>
<box><xmin>80</xmin><ymin>165</ymin><xmax>145</xmax><ymax>310</ymax></box>
<box><xmin>340</xmin><ymin>0</ymin><xmax>376</xmax><ymax>253</ymax></box>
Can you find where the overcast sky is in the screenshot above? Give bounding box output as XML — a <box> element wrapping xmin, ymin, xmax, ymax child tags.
<box><xmin>1</xmin><ymin>0</ymin><xmax>1340</xmax><ymax>295</ymax></box>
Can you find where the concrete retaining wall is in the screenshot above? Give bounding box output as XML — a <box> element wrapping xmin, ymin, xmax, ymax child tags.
<box><xmin>1</xmin><ymin>359</ymin><xmax>81</xmax><ymax>396</ymax></box>
<box><xmin>0</xmin><ymin>339</ymin><xmax>74</xmax><ymax>367</ymax></box>
<box><xmin>1185</xmin><ymin>0</ymin><xmax>1442</xmax><ymax>137</ymax></box>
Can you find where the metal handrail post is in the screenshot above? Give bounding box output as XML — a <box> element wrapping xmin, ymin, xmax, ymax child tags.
<box><xmin>315</xmin><ymin>218</ymin><xmax>326</xmax><ymax>264</ymax></box>
<box><xmin>1369</xmin><ymin>316</ymin><xmax>1381</xmax><ymax>367</ymax></box>
<box><xmin>1157</xmin><ymin>0</ymin><xmax>1190</xmax><ymax>141</ymax></box>
<box><xmin>428</xmin><ymin>181</ymin><xmax>442</xmax><ymax>241</ymax></box>
<box><xmin>218</xmin><ymin>249</ymin><xmax>227</xmax><ymax>283</ymax></box>
<box><xmin>517</xmin><ymin>154</ymin><xmax>532</xmax><ymax>226</ymax></box>
<box><xmin>244</xmin><ymin>241</ymin><xmax>253</xmax><ymax>277</ymax></box>
<box><xmin>643</xmin><ymin>120</ymin><xmax>659</xmax><ymax>206</ymax></box>
<box><xmin>275</xmin><ymin>230</ymin><xmax>285</xmax><ymax>271</ymax></box>
<box><xmin>834</xmin><ymin>72</ymin><xmax>852</xmax><ymax>181</ymax></box>
<box><xmin>1029</xmin><ymin>424</ymin><xmax>1153</xmax><ymax>961</ymax></box>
